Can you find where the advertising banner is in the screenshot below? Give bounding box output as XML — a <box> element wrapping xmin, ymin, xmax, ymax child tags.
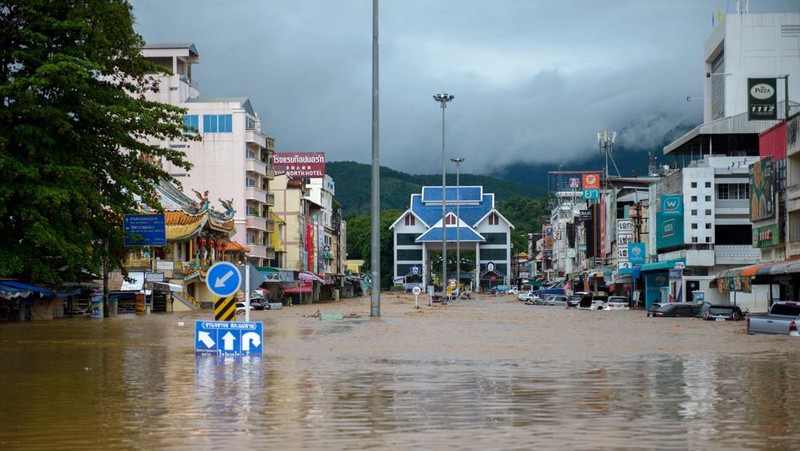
<box><xmin>748</xmin><ymin>78</ymin><xmax>777</xmax><ymax>121</ymax></box>
<box><xmin>274</xmin><ymin>152</ymin><xmax>326</xmax><ymax>178</ymax></box>
<box><xmin>749</xmin><ymin>157</ymin><xmax>774</xmax><ymax>221</ymax></box>
<box><xmin>752</xmin><ymin>223</ymin><xmax>780</xmax><ymax>248</ymax></box>
<box><xmin>582</xmin><ymin>173</ymin><xmax>600</xmax><ymax>189</ymax></box>
<box><xmin>628</xmin><ymin>243</ymin><xmax>646</xmax><ymax>265</ymax></box>
<box><xmin>657</xmin><ymin>195</ymin><xmax>684</xmax><ymax>250</ymax></box>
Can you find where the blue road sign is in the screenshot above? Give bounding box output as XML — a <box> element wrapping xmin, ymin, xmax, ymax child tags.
<box><xmin>123</xmin><ymin>214</ymin><xmax>166</xmax><ymax>246</ymax></box>
<box><xmin>206</xmin><ymin>261</ymin><xmax>242</xmax><ymax>297</ymax></box>
<box><xmin>195</xmin><ymin>320</ymin><xmax>263</xmax><ymax>356</ymax></box>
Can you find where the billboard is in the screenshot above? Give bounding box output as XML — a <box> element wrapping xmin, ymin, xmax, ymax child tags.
<box><xmin>749</xmin><ymin>157</ymin><xmax>774</xmax><ymax>221</ymax></box>
<box><xmin>274</xmin><ymin>152</ymin><xmax>326</xmax><ymax>178</ymax></box>
<box><xmin>753</xmin><ymin>223</ymin><xmax>780</xmax><ymax>248</ymax></box>
<box><xmin>582</xmin><ymin>173</ymin><xmax>600</xmax><ymax>189</ymax></box>
<box><xmin>748</xmin><ymin>78</ymin><xmax>777</xmax><ymax>121</ymax></box>
<box><xmin>657</xmin><ymin>195</ymin><xmax>684</xmax><ymax>249</ymax></box>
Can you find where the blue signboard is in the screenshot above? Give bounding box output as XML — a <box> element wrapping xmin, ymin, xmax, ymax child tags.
<box><xmin>206</xmin><ymin>261</ymin><xmax>242</xmax><ymax>297</ymax></box>
<box><xmin>628</xmin><ymin>243</ymin><xmax>646</xmax><ymax>265</ymax></box>
<box><xmin>582</xmin><ymin>189</ymin><xmax>601</xmax><ymax>200</ymax></box>
<box><xmin>195</xmin><ymin>320</ymin><xmax>263</xmax><ymax>356</ymax></box>
<box><xmin>123</xmin><ymin>214</ymin><xmax>166</xmax><ymax>246</ymax></box>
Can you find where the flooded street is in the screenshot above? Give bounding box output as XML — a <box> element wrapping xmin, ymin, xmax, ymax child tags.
<box><xmin>2</xmin><ymin>293</ymin><xmax>800</xmax><ymax>450</ymax></box>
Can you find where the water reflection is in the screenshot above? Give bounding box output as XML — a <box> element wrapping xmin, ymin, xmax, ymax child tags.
<box><xmin>1</xmin><ymin>311</ymin><xmax>800</xmax><ymax>449</ymax></box>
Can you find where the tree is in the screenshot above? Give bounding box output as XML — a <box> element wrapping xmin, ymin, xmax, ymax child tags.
<box><xmin>345</xmin><ymin>210</ymin><xmax>400</xmax><ymax>288</ymax></box>
<box><xmin>0</xmin><ymin>1</ymin><xmax>193</xmax><ymax>283</ymax></box>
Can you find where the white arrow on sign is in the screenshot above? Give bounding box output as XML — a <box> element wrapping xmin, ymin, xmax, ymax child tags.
<box><xmin>214</xmin><ymin>270</ymin><xmax>235</xmax><ymax>288</ymax></box>
<box><xmin>242</xmin><ymin>332</ymin><xmax>261</xmax><ymax>351</ymax></box>
<box><xmin>198</xmin><ymin>331</ymin><xmax>215</xmax><ymax>348</ymax></box>
<box><xmin>222</xmin><ymin>331</ymin><xmax>236</xmax><ymax>350</ymax></box>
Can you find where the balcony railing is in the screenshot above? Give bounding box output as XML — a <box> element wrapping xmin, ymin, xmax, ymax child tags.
<box><xmin>245</xmin><ymin>186</ymin><xmax>267</xmax><ymax>203</ymax></box>
<box><xmin>714</xmin><ymin>245</ymin><xmax>762</xmax><ymax>265</ymax></box>
<box><xmin>265</xmin><ymin>192</ymin><xmax>275</xmax><ymax>207</ymax></box>
<box><xmin>265</xmin><ymin>218</ymin><xmax>275</xmax><ymax>232</ymax></box>
<box><xmin>246</xmin><ymin>158</ymin><xmax>266</xmax><ymax>175</ymax></box>
<box><xmin>264</xmin><ymin>247</ymin><xmax>276</xmax><ymax>260</ymax></box>
<box><xmin>266</xmin><ymin>165</ymin><xmax>275</xmax><ymax>179</ymax></box>
<box><xmin>788</xmin><ymin>185</ymin><xmax>800</xmax><ymax>213</ymax></box>
<box><xmin>788</xmin><ymin>241</ymin><xmax>800</xmax><ymax>258</ymax></box>
<box><xmin>246</xmin><ymin>215</ymin><xmax>267</xmax><ymax>230</ymax></box>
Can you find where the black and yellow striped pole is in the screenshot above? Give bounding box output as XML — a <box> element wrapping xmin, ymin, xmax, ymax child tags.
<box><xmin>214</xmin><ymin>295</ymin><xmax>237</xmax><ymax>321</ymax></box>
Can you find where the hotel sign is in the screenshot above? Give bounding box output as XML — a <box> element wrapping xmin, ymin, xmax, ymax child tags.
<box><xmin>274</xmin><ymin>152</ymin><xmax>326</xmax><ymax>178</ymax></box>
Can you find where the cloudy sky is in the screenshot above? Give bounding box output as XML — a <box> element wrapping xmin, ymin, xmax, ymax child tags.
<box><xmin>130</xmin><ymin>0</ymin><xmax>800</xmax><ymax>175</ymax></box>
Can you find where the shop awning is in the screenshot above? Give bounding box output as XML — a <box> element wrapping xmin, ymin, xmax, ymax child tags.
<box><xmin>0</xmin><ymin>281</ymin><xmax>78</xmax><ymax>299</ymax></box>
<box><xmin>717</xmin><ymin>258</ymin><xmax>800</xmax><ymax>279</ymax></box>
<box><xmin>153</xmin><ymin>282</ymin><xmax>183</xmax><ymax>293</ymax></box>
<box><xmin>299</xmin><ymin>271</ymin><xmax>326</xmax><ymax>284</ymax></box>
<box><xmin>640</xmin><ymin>260</ymin><xmax>684</xmax><ymax>272</ymax></box>
<box><xmin>256</xmin><ymin>267</ymin><xmax>295</xmax><ymax>282</ymax></box>
<box><xmin>284</xmin><ymin>285</ymin><xmax>312</xmax><ymax>294</ymax></box>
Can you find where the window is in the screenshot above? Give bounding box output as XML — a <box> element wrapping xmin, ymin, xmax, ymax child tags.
<box><xmin>692</xmin><ymin>237</ymin><xmax>698</xmax><ymax>243</ymax></box>
<box><xmin>705</xmin><ymin>196</ymin><xmax>711</xmax><ymax>202</ymax></box>
<box><xmin>182</xmin><ymin>115</ymin><xmax>199</xmax><ymax>133</ymax></box>
<box><xmin>691</xmin><ymin>196</ymin><xmax>697</xmax><ymax>202</ymax></box>
<box><xmin>481</xmin><ymin>248</ymin><xmax>508</xmax><ymax>260</ymax></box>
<box><xmin>705</xmin><ymin>182</ymin><xmax>712</xmax><ymax>188</ymax></box>
<box><xmin>488</xmin><ymin>213</ymin><xmax>499</xmax><ymax>225</ymax></box>
<box><xmin>246</xmin><ymin>177</ymin><xmax>256</xmax><ymax>187</ymax></box>
<box><xmin>691</xmin><ymin>182</ymin><xmax>697</xmax><ymax>188</ymax></box>
<box><xmin>691</xmin><ymin>209</ymin><xmax>698</xmax><ymax>215</ymax></box>
<box><xmin>706</xmin><ymin>223</ymin><xmax>712</xmax><ymax>229</ymax></box>
<box><xmin>396</xmin><ymin>233</ymin><xmax>419</xmax><ymax>245</ymax></box>
<box><xmin>404</xmin><ymin>215</ymin><xmax>415</xmax><ymax>226</ymax></box>
<box><xmin>705</xmin><ymin>209</ymin><xmax>711</xmax><ymax>215</ymax></box>
<box><xmin>246</xmin><ymin>206</ymin><xmax>258</xmax><ymax>216</ymax></box>
<box><xmin>483</xmin><ymin>233</ymin><xmax>508</xmax><ymax>245</ymax></box>
<box><xmin>203</xmin><ymin>114</ymin><xmax>233</xmax><ymax>133</ymax></box>
<box><xmin>446</xmin><ymin>214</ymin><xmax>457</xmax><ymax>225</ymax></box>
<box><xmin>706</xmin><ymin>237</ymin><xmax>712</xmax><ymax>243</ymax></box>
<box><xmin>691</xmin><ymin>223</ymin><xmax>698</xmax><ymax>229</ymax></box>
<box><xmin>397</xmin><ymin>249</ymin><xmax>422</xmax><ymax>260</ymax></box>
<box><xmin>717</xmin><ymin>183</ymin><xmax>749</xmax><ymax>200</ymax></box>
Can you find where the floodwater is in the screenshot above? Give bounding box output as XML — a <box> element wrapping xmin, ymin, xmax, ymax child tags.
<box><xmin>1</xmin><ymin>294</ymin><xmax>799</xmax><ymax>450</ymax></box>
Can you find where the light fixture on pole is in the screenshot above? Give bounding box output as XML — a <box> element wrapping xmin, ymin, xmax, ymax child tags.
<box><xmin>596</xmin><ymin>130</ymin><xmax>619</xmax><ymax>185</ymax></box>
<box><xmin>451</xmin><ymin>156</ymin><xmax>464</xmax><ymax>291</ymax></box>
<box><xmin>434</xmin><ymin>93</ymin><xmax>454</xmax><ymax>291</ymax></box>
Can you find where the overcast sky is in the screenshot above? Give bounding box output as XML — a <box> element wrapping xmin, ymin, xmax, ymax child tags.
<box><xmin>130</xmin><ymin>0</ymin><xmax>800</xmax><ymax>175</ymax></box>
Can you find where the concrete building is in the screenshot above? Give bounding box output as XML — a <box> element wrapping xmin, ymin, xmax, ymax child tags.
<box><xmin>305</xmin><ymin>175</ymin><xmax>346</xmax><ymax>280</ymax></box>
<box><xmin>141</xmin><ymin>43</ymin><xmax>277</xmax><ymax>266</ymax></box>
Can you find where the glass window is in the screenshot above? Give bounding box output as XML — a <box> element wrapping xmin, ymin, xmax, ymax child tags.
<box><xmin>691</xmin><ymin>209</ymin><xmax>698</xmax><ymax>215</ymax></box>
<box><xmin>705</xmin><ymin>196</ymin><xmax>711</xmax><ymax>202</ymax></box>
<box><xmin>691</xmin><ymin>223</ymin><xmax>698</xmax><ymax>229</ymax></box>
<box><xmin>483</xmin><ymin>233</ymin><xmax>507</xmax><ymax>245</ymax></box>
<box><xmin>691</xmin><ymin>196</ymin><xmax>697</xmax><ymax>202</ymax></box>
<box><xmin>705</xmin><ymin>182</ymin><xmax>712</xmax><ymax>188</ymax></box>
<box><xmin>182</xmin><ymin>115</ymin><xmax>198</xmax><ymax>133</ymax></box>
<box><xmin>397</xmin><ymin>249</ymin><xmax>422</xmax><ymax>261</ymax></box>
<box><xmin>202</xmin><ymin>114</ymin><xmax>233</xmax><ymax>133</ymax></box>
<box><xmin>691</xmin><ymin>182</ymin><xmax>697</xmax><ymax>188</ymax></box>
<box><xmin>396</xmin><ymin>233</ymin><xmax>419</xmax><ymax>245</ymax></box>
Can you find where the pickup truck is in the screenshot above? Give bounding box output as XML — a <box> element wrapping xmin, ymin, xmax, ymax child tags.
<box><xmin>746</xmin><ymin>301</ymin><xmax>800</xmax><ymax>335</ymax></box>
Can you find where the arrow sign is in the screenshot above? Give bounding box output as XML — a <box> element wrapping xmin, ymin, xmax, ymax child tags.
<box><xmin>205</xmin><ymin>261</ymin><xmax>242</xmax><ymax>297</ymax></box>
<box><xmin>222</xmin><ymin>331</ymin><xmax>236</xmax><ymax>351</ymax></box>
<box><xmin>198</xmin><ymin>331</ymin><xmax>215</xmax><ymax>348</ymax></box>
<box><xmin>242</xmin><ymin>332</ymin><xmax>262</xmax><ymax>351</ymax></box>
<box><xmin>195</xmin><ymin>320</ymin><xmax>263</xmax><ymax>356</ymax></box>
<box><xmin>214</xmin><ymin>270</ymin><xmax>235</xmax><ymax>288</ymax></box>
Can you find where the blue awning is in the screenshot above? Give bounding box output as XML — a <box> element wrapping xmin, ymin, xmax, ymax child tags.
<box><xmin>639</xmin><ymin>259</ymin><xmax>685</xmax><ymax>272</ymax></box>
<box><xmin>0</xmin><ymin>281</ymin><xmax>79</xmax><ymax>299</ymax></box>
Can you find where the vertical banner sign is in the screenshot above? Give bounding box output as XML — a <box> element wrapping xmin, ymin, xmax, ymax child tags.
<box><xmin>657</xmin><ymin>195</ymin><xmax>684</xmax><ymax>250</ymax></box>
<box><xmin>748</xmin><ymin>78</ymin><xmax>777</xmax><ymax>121</ymax></box>
<box><xmin>749</xmin><ymin>157</ymin><xmax>774</xmax><ymax>221</ymax></box>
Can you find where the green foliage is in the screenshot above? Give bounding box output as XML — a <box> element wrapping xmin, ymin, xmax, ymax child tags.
<box><xmin>498</xmin><ymin>193</ymin><xmax>554</xmax><ymax>250</ymax></box>
<box><xmin>345</xmin><ymin>209</ymin><xmax>401</xmax><ymax>288</ymax></box>
<box><xmin>0</xmin><ymin>1</ymin><xmax>193</xmax><ymax>283</ymax></box>
<box><xmin>327</xmin><ymin>161</ymin><xmax>546</xmax><ymax>215</ymax></box>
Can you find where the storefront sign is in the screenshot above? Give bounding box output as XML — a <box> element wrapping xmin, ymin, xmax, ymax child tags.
<box><xmin>748</xmin><ymin>78</ymin><xmax>777</xmax><ymax>121</ymax></box>
<box><xmin>752</xmin><ymin>223</ymin><xmax>780</xmax><ymax>248</ymax></box>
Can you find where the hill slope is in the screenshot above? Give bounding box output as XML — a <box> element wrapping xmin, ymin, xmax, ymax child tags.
<box><xmin>327</xmin><ymin>161</ymin><xmax>546</xmax><ymax>216</ymax></box>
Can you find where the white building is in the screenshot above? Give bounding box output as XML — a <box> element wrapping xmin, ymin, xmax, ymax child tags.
<box><xmin>305</xmin><ymin>175</ymin><xmax>346</xmax><ymax>278</ymax></box>
<box><xmin>141</xmin><ymin>43</ymin><xmax>276</xmax><ymax>266</ymax></box>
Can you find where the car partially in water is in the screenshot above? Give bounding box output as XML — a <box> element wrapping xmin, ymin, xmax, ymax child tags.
<box><xmin>603</xmin><ymin>296</ymin><xmax>630</xmax><ymax>311</ymax></box>
<box><xmin>700</xmin><ymin>304</ymin><xmax>744</xmax><ymax>321</ymax></box>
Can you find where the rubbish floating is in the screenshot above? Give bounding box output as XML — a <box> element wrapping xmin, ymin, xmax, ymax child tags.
<box><xmin>319</xmin><ymin>312</ymin><xmax>344</xmax><ymax>321</ymax></box>
<box><xmin>675</xmin><ymin>323</ymin><xmax>681</xmax><ymax>328</ymax></box>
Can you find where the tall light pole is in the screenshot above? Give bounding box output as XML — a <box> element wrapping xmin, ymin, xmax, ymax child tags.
<box><xmin>451</xmin><ymin>157</ymin><xmax>464</xmax><ymax>291</ymax></box>
<box><xmin>369</xmin><ymin>0</ymin><xmax>380</xmax><ymax>317</ymax></box>
<box><xmin>434</xmin><ymin>93</ymin><xmax>454</xmax><ymax>291</ymax></box>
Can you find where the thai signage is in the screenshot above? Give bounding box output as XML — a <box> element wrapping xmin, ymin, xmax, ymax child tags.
<box><xmin>749</xmin><ymin>157</ymin><xmax>775</xmax><ymax>221</ymax></box>
<box><xmin>748</xmin><ymin>78</ymin><xmax>777</xmax><ymax>121</ymax></box>
<box><xmin>752</xmin><ymin>223</ymin><xmax>780</xmax><ymax>248</ymax></box>
<box><xmin>274</xmin><ymin>152</ymin><xmax>326</xmax><ymax>178</ymax></box>
<box><xmin>582</xmin><ymin>173</ymin><xmax>600</xmax><ymax>189</ymax></box>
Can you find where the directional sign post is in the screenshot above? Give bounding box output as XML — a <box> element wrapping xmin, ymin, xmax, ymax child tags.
<box><xmin>206</xmin><ymin>261</ymin><xmax>242</xmax><ymax>321</ymax></box>
<box><xmin>195</xmin><ymin>320</ymin><xmax>263</xmax><ymax>356</ymax></box>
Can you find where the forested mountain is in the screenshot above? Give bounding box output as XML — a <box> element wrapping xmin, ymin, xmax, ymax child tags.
<box><xmin>327</xmin><ymin>161</ymin><xmax>547</xmax><ymax>216</ymax></box>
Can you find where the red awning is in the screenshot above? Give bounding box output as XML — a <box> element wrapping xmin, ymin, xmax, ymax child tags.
<box><xmin>284</xmin><ymin>286</ymin><xmax>311</xmax><ymax>294</ymax></box>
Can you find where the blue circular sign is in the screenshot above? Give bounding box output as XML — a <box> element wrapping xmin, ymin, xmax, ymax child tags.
<box><xmin>206</xmin><ymin>261</ymin><xmax>242</xmax><ymax>297</ymax></box>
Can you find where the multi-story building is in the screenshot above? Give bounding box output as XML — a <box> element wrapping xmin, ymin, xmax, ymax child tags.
<box><xmin>305</xmin><ymin>175</ymin><xmax>346</xmax><ymax>280</ymax></box>
<box><xmin>651</xmin><ymin>10</ymin><xmax>800</xmax><ymax>309</ymax></box>
<box><xmin>141</xmin><ymin>43</ymin><xmax>277</xmax><ymax>267</ymax></box>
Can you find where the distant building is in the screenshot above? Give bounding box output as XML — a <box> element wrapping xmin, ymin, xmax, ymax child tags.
<box><xmin>389</xmin><ymin>186</ymin><xmax>514</xmax><ymax>291</ymax></box>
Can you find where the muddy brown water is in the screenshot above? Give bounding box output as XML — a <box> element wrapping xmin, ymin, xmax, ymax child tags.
<box><xmin>1</xmin><ymin>293</ymin><xmax>799</xmax><ymax>450</ymax></box>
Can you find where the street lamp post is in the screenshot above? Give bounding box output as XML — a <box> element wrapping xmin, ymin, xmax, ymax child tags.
<box><xmin>451</xmin><ymin>157</ymin><xmax>464</xmax><ymax>291</ymax></box>
<box><xmin>434</xmin><ymin>93</ymin><xmax>454</xmax><ymax>292</ymax></box>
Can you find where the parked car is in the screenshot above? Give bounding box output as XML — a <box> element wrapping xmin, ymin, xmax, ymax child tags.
<box><xmin>604</xmin><ymin>296</ymin><xmax>630</xmax><ymax>311</ymax></box>
<box><xmin>517</xmin><ymin>290</ymin><xmax>536</xmax><ymax>302</ymax></box>
<box><xmin>647</xmin><ymin>303</ymin><xmax>697</xmax><ymax>318</ymax></box>
<box><xmin>747</xmin><ymin>301</ymin><xmax>800</xmax><ymax>335</ymax></box>
<box><xmin>249</xmin><ymin>297</ymin><xmax>266</xmax><ymax>310</ymax></box>
<box><xmin>700</xmin><ymin>304</ymin><xmax>744</xmax><ymax>321</ymax></box>
<box><xmin>236</xmin><ymin>302</ymin><xmax>255</xmax><ymax>315</ymax></box>
<box><xmin>588</xmin><ymin>295</ymin><xmax>608</xmax><ymax>310</ymax></box>
<box><xmin>546</xmin><ymin>295</ymin><xmax>569</xmax><ymax>306</ymax></box>
<box><xmin>567</xmin><ymin>293</ymin><xmax>589</xmax><ymax>308</ymax></box>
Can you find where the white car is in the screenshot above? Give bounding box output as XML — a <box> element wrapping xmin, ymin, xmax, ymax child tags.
<box><xmin>517</xmin><ymin>290</ymin><xmax>536</xmax><ymax>302</ymax></box>
<box><xmin>604</xmin><ymin>296</ymin><xmax>630</xmax><ymax>311</ymax></box>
